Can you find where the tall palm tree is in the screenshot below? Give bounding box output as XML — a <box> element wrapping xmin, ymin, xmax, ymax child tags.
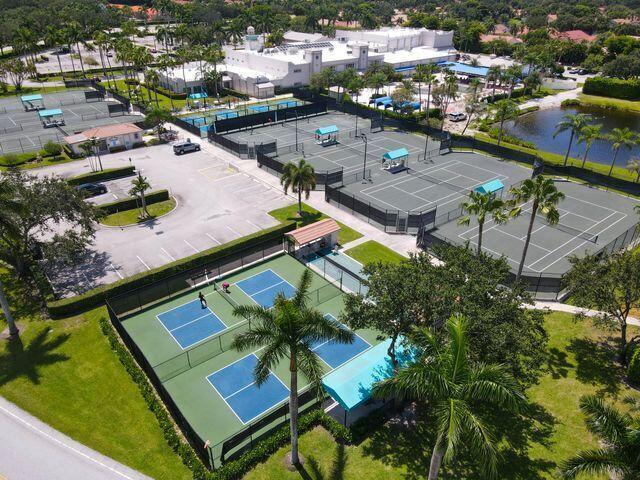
<box><xmin>373</xmin><ymin>316</ymin><xmax>524</xmax><ymax>480</ymax></box>
<box><xmin>458</xmin><ymin>191</ymin><xmax>508</xmax><ymax>254</ymax></box>
<box><xmin>486</xmin><ymin>65</ymin><xmax>502</xmax><ymax>101</ymax></box>
<box><xmin>554</xmin><ymin>113</ymin><xmax>591</xmax><ymax>167</ymax></box>
<box><xmin>231</xmin><ymin>270</ymin><xmax>353</xmax><ymax>466</ymax></box>
<box><xmin>144</xmin><ymin>106</ymin><xmax>172</xmax><ymax>141</ymax></box>
<box><xmin>0</xmin><ymin>181</ymin><xmax>21</xmax><ymax>338</ymax></box>
<box><xmin>576</xmin><ymin>124</ymin><xmax>603</xmax><ymax>169</ymax></box>
<box><xmin>281</xmin><ymin>159</ymin><xmax>316</xmax><ymax>216</ymax></box>
<box><xmin>493</xmin><ymin>99</ymin><xmax>519</xmax><ymax>146</ymax></box>
<box><xmin>347</xmin><ymin>76</ymin><xmax>365</xmax><ymax>134</ymax></box>
<box><xmin>129</xmin><ymin>172</ymin><xmax>152</xmax><ymax>218</ymax></box>
<box><xmin>92</xmin><ymin>31</ymin><xmax>111</xmax><ymax>88</ymax></box>
<box><xmin>607</xmin><ymin>128</ymin><xmax>637</xmax><ymax>177</ymax></box>
<box><xmin>145</xmin><ymin>69</ymin><xmax>161</xmax><ymax>107</ymax></box>
<box><xmin>561</xmin><ymin>395</ymin><xmax>640</xmax><ymax>479</ymax></box>
<box><xmin>43</xmin><ymin>26</ymin><xmax>64</xmax><ymax>77</ymax></box>
<box><xmin>626</xmin><ymin>157</ymin><xmax>640</xmax><ymax>182</ymax></box>
<box><xmin>509</xmin><ymin>175</ymin><xmax>565</xmax><ymax>280</ymax></box>
<box><xmin>391</xmin><ymin>79</ymin><xmax>417</xmax><ymax>114</ymax></box>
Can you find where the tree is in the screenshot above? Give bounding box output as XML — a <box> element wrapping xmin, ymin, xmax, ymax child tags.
<box><xmin>347</xmin><ymin>76</ymin><xmax>365</xmax><ymax>133</ymax></box>
<box><xmin>493</xmin><ymin>100</ymin><xmax>519</xmax><ymax>146</ymax></box>
<box><xmin>79</xmin><ymin>136</ymin><xmax>103</xmax><ymax>172</ymax></box>
<box><xmin>561</xmin><ymin>395</ymin><xmax>640</xmax><ymax>479</ymax></box>
<box><xmin>391</xmin><ymin>79</ymin><xmax>417</xmax><ymax>114</ymax></box>
<box><xmin>565</xmin><ymin>249</ymin><xmax>640</xmax><ymax>358</ymax></box>
<box><xmin>0</xmin><ymin>181</ymin><xmax>22</xmax><ymax>338</ymax></box>
<box><xmin>626</xmin><ymin>157</ymin><xmax>640</xmax><ymax>182</ymax></box>
<box><xmin>145</xmin><ymin>68</ymin><xmax>161</xmax><ymax>107</ymax></box>
<box><xmin>373</xmin><ymin>315</ymin><xmax>525</xmax><ymax>480</ymax></box>
<box><xmin>607</xmin><ymin>127</ymin><xmax>636</xmax><ymax>177</ymax></box>
<box><xmin>129</xmin><ymin>172</ymin><xmax>151</xmax><ymax>218</ymax></box>
<box><xmin>461</xmin><ymin>94</ymin><xmax>485</xmax><ymax>136</ymax></box>
<box><xmin>486</xmin><ymin>65</ymin><xmax>502</xmax><ymax>101</ymax></box>
<box><xmin>144</xmin><ymin>106</ymin><xmax>172</xmax><ymax>141</ymax></box>
<box><xmin>458</xmin><ymin>191</ymin><xmax>508</xmax><ymax>254</ymax></box>
<box><xmin>280</xmin><ymin>159</ymin><xmax>316</xmax><ymax>216</ymax></box>
<box><xmin>577</xmin><ymin>124</ymin><xmax>603</xmax><ymax>169</ymax></box>
<box><xmin>553</xmin><ymin>113</ymin><xmax>591</xmax><ymax>167</ymax></box>
<box><xmin>0</xmin><ymin>170</ymin><xmax>96</xmax><ymax>277</ymax></box>
<box><xmin>509</xmin><ymin>176</ymin><xmax>565</xmax><ymax>281</ymax></box>
<box><xmin>2</xmin><ymin>59</ymin><xmax>36</xmax><ymax>91</ymax></box>
<box><xmin>231</xmin><ymin>270</ymin><xmax>353</xmax><ymax>466</ymax></box>
<box><xmin>365</xmin><ymin>71</ymin><xmax>387</xmax><ymax>97</ymax></box>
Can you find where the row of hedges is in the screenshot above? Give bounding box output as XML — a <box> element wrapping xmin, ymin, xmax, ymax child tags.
<box><xmin>583</xmin><ymin>76</ymin><xmax>640</xmax><ymax>100</ymax></box>
<box><xmin>45</xmin><ymin>221</ymin><xmax>296</xmax><ymax>317</ymax></box>
<box><xmin>97</xmin><ymin>190</ymin><xmax>170</xmax><ymax>215</ymax></box>
<box><xmin>67</xmin><ymin>166</ymin><xmax>136</xmax><ymax>185</ymax></box>
<box><xmin>122</xmin><ymin>79</ymin><xmax>188</xmax><ymax>100</ymax></box>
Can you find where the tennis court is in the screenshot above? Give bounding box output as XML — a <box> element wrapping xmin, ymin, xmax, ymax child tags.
<box><xmin>120</xmin><ymin>253</ymin><xmax>380</xmax><ymax>458</ymax></box>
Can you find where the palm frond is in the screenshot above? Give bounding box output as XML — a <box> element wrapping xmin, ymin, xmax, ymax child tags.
<box><xmin>464</xmin><ymin>363</ymin><xmax>525</xmax><ymax>412</ymax></box>
<box><xmin>254</xmin><ymin>341</ymin><xmax>288</xmax><ymax>386</ymax></box>
<box><xmin>560</xmin><ymin>448</ymin><xmax>627</xmax><ymax>479</ymax></box>
<box><xmin>579</xmin><ymin>395</ymin><xmax>631</xmax><ymax>446</ymax></box>
<box><xmin>231</xmin><ymin>324</ymin><xmax>279</xmax><ymax>353</ymax></box>
<box><xmin>296</xmin><ymin>347</ymin><xmax>325</xmax><ymax>397</ymax></box>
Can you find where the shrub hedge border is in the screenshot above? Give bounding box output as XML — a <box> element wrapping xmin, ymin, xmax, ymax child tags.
<box><xmin>46</xmin><ymin>221</ymin><xmax>296</xmax><ymax>318</ymax></box>
<box><xmin>97</xmin><ymin>190</ymin><xmax>169</xmax><ymax>215</ymax></box>
<box><xmin>67</xmin><ymin>166</ymin><xmax>136</xmax><ymax>185</ymax></box>
<box><xmin>99</xmin><ymin>314</ymin><xmax>352</xmax><ymax>480</ymax></box>
<box><xmin>583</xmin><ymin>76</ymin><xmax>640</xmax><ymax>100</ymax></box>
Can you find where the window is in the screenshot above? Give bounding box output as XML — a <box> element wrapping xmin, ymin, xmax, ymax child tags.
<box><xmin>293</xmin><ymin>68</ymin><xmax>302</xmax><ymax>73</ymax></box>
<box><xmin>346</xmin><ymin>63</ymin><xmax>355</xmax><ymax>68</ymax></box>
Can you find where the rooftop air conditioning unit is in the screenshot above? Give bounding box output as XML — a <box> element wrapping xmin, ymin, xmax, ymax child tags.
<box><xmin>290</xmin><ymin>47</ymin><xmax>298</xmax><ymax>54</ymax></box>
<box><xmin>347</xmin><ymin>50</ymin><xmax>352</xmax><ymax>54</ymax></box>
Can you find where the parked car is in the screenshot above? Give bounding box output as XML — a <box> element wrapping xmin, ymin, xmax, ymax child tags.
<box><xmin>76</xmin><ymin>183</ymin><xmax>107</xmax><ymax>197</ymax></box>
<box><xmin>173</xmin><ymin>139</ymin><xmax>201</xmax><ymax>155</ymax></box>
<box><xmin>448</xmin><ymin>111</ymin><xmax>467</xmax><ymax>122</ymax></box>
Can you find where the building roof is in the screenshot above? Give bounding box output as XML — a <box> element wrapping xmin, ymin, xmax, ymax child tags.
<box><xmin>552</xmin><ymin>30</ymin><xmax>596</xmax><ymax>42</ymax></box>
<box><xmin>438</xmin><ymin>61</ymin><xmax>489</xmax><ymax>77</ymax></box>
<box><xmin>38</xmin><ymin>108</ymin><xmax>63</xmax><ymax>118</ymax></box>
<box><xmin>383</xmin><ymin>148</ymin><xmax>409</xmax><ymax>160</ymax></box>
<box><xmin>285</xmin><ymin>218</ymin><xmax>340</xmax><ymax>245</ymax></box>
<box><xmin>480</xmin><ymin>34</ymin><xmax>523</xmax><ymax>45</ymax></box>
<box><xmin>315</xmin><ymin>125</ymin><xmax>339</xmax><ymax>136</ymax></box>
<box><xmin>63</xmin><ymin>123</ymin><xmax>142</xmax><ymax>144</ymax></box>
<box><xmin>283</xmin><ymin>31</ymin><xmax>325</xmax><ymax>43</ymax></box>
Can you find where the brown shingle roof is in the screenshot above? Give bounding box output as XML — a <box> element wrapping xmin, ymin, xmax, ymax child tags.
<box><xmin>286</xmin><ymin>218</ymin><xmax>340</xmax><ymax>245</ymax></box>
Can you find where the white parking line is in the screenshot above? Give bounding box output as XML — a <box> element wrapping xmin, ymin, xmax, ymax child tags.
<box><xmin>246</xmin><ymin>219</ymin><xmax>262</xmax><ymax>230</ymax></box>
<box><xmin>206</xmin><ymin>233</ymin><xmax>221</xmax><ymax>244</ymax></box>
<box><xmin>184</xmin><ymin>239</ymin><xmax>199</xmax><ymax>253</ymax></box>
<box><xmin>160</xmin><ymin>247</ymin><xmax>175</xmax><ymax>261</ymax></box>
<box><xmin>227</xmin><ymin>225</ymin><xmax>242</xmax><ymax>237</ymax></box>
<box><xmin>110</xmin><ymin>263</ymin><xmax>123</xmax><ymax>279</ymax></box>
<box><xmin>136</xmin><ymin>255</ymin><xmax>151</xmax><ymax>271</ymax></box>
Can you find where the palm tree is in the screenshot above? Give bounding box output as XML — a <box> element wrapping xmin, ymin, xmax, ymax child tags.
<box><xmin>561</xmin><ymin>395</ymin><xmax>640</xmax><ymax>479</ymax></box>
<box><xmin>391</xmin><ymin>79</ymin><xmax>417</xmax><ymax>114</ymax></box>
<box><xmin>231</xmin><ymin>270</ymin><xmax>353</xmax><ymax>466</ymax></box>
<box><xmin>458</xmin><ymin>191</ymin><xmax>508</xmax><ymax>254</ymax></box>
<box><xmin>145</xmin><ymin>106</ymin><xmax>172</xmax><ymax>141</ymax></box>
<box><xmin>129</xmin><ymin>172</ymin><xmax>152</xmax><ymax>218</ymax></box>
<box><xmin>366</xmin><ymin>71</ymin><xmax>387</xmax><ymax>97</ymax></box>
<box><xmin>145</xmin><ymin>68</ymin><xmax>161</xmax><ymax>107</ymax></box>
<box><xmin>347</xmin><ymin>76</ymin><xmax>365</xmax><ymax>134</ymax></box>
<box><xmin>553</xmin><ymin>113</ymin><xmax>591</xmax><ymax>167</ymax></box>
<box><xmin>0</xmin><ymin>181</ymin><xmax>22</xmax><ymax>338</ymax></box>
<box><xmin>626</xmin><ymin>157</ymin><xmax>640</xmax><ymax>182</ymax></box>
<box><xmin>373</xmin><ymin>315</ymin><xmax>524</xmax><ymax>480</ymax></box>
<box><xmin>92</xmin><ymin>31</ymin><xmax>111</xmax><ymax>88</ymax></box>
<box><xmin>281</xmin><ymin>159</ymin><xmax>316</xmax><ymax>216</ymax></box>
<box><xmin>43</xmin><ymin>26</ymin><xmax>64</xmax><ymax>77</ymax></box>
<box><xmin>493</xmin><ymin>99</ymin><xmax>519</xmax><ymax>146</ymax></box>
<box><xmin>486</xmin><ymin>65</ymin><xmax>502</xmax><ymax>101</ymax></box>
<box><xmin>509</xmin><ymin>175</ymin><xmax>565</xmax><ymax>281</ymax></box>
<box><xmin>607</xmin><ymin>127</ymin><xmax>637</xmax><ymax>177</ymax></box>
<box><xmin>576</xmin><ymin>124</ymin><xmax>602</xmax><ymax>169</ymax></box>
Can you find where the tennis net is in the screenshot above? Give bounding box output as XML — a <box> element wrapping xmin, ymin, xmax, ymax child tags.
<box><xmin>532</xmin><ymin>213</ymin><xmax>599</xmax><ymax>243</ymax></box>
<box><xmin>408</xmin><ymin>168</ymin><xmax>475</xmax><ymax>195</ymax></box>
<box><xmin>213</xmin><ymin>279</ymin><xmax>241</xmax><ymax>310</ymax></box>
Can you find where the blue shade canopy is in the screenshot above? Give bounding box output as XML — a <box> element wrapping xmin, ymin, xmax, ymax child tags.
<box><xmin>437</xmin><ymin>61</ymin><xmax>490</xmax><ymax>77</ymax></box>
<box><xmin>38</xmin><ymin>108</ymin><xmax>63</xmax><ymax>118</ymax></box>
<box><xmin>187</xmin><ymin>92</ymin><xmax>208</xmax><ymax>99</ymax></box>
<box><xmin>21</xmin><ymin>94</ymin><xmax>43</xmax><ymax>102</ymax></box>
<box><xmin>475</xmin><ymin>179</ymin><xmax>504</xmax><ymax>194</ymax></box>
<box><xmin>321</xmin><ymin>337</ymin><xmax>415</xmax><ymax>411</ymax></box>
<box><xmin>315</xmin><ymin>125</ymin><xmax>339</xmax><ymax>136</ymax></box>
<box><xmin>395</xmin><ymin>65</ymin><xmax>415</xmax><ymax>72</ymax></box>
<box><xmin>383</xmin><ymin>148</ymin><xmax>409</xmax><ymax>161</ymax></box>
<box><xmin>373</xmin><ymin>96</ymin><xmax>392</xmax><ymax>105</ymax></box>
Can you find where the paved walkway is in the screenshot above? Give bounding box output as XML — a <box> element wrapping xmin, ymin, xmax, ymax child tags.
<box><xmin>531</xmin><ymin>301</ymin><xmax>640</xmax><ymax>327</ymax></box>
<box><xmin>0</xmin><ymin>396</ymin><xmax>152</xmax><ymax>480</ymax></box>
<box><xmin>519</xmin><ymin>87</ymin><xmax>580</xmax><ymax>111</ymax></box>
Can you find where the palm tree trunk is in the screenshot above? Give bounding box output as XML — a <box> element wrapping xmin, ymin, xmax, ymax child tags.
<box><xmin>141</xmin><ymin>192</ymin><xmax>148</xmax><ymax>217</ymax></box>
<box><xmin>608</xmin><ymin>149</ymin><xmax>620</xmax><ymax>177</ymax></box>
<box><xmin>428</xmin><ymin>443</ymin><xmax>444</xmax><ymax>480</ymax></box>
<box><xmin>581</xmin><ymin>144</ymin><xmax>591</xmax><ymax>169</ymax></box>
<box><xmin>289</xmin><ymin>362</ymin><xmax>300</xmax><ymax>465</ymax></box>
<box><xmin>461</xmin><ymin>114</ymin><xmax>473</xmax><ymax>136</ymax></box>
<box><xmin>68</xmin><ymin>44</ymin><xmax>77</xmax><ymax>77</ymax></box>
<box><xmin>56</xmin><ymin>52</ymin><xmax>63</xmax><ymax>77</ymax></box>
<box><xmin>497</xmin><ymin>119</ymin><xmax>505</xmax><ymax>146</ymax></box>
<box><xmin>76</xmin><ymin>42</ymin><xmax>86</xmax><ymax>76</ymax></box>
<box><xmin>563</xmin><ymin>131</ymin><xmax>574</xmax><ymax>167</ymax></box>
<box><xmin>425</xmin><ymin>83</ymin><xmax>431</xmax><ymax>137</ymax></box>
<box><xmin>477</xmin><ymin>220</ymin><xmax>484</xmax><ymax>254</ymax></box>
<box><xmin>516</xmin><ymin>202</ymin><xmax>538</xmax><ymax>281</ymax></box>
<box><xmin>298</xmin><ymin>189</ymin><xmax>302</xmax><ymax>216</ymax></box>
<box><xmin>0</xmin><ymin>280</ymin><xmax>18</xmax><ymax>337</ymax></box>
<box><xmin>417</xmin><ymin>80</ymin><xmax>422</xmax><ymax>111</ymax></box>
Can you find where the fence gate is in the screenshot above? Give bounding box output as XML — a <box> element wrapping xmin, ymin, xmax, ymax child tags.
<box><xmin>248</xmin><ymin>145</ymin><xmax>255</xmax><ymax>159</ymax></box>
<box><xmin>396</xmin><ymin>214</ymin><xmax>408</xmax><ymax>233</ymax></box>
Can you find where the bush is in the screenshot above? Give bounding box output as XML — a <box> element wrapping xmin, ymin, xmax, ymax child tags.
<box><xmin>486</xmin><ymin>127</ymin><xmax>536</xmax><ymax>149</ymax></box>
<box><xmin>583</xmin><ymin>76</ymin><xmax>640</xmax><ymax>100</ymax></box>
<box><xmin>97</xmin><ymin>190</ymin><xmax>170</xmax><ymax>215</ymax></box>
<box><xmin>0</xmin><ymin>152</ymin><xmax>30</xmax><ymax>166</ymax></box>
<box><xmin>628</xmin><ymin>346</ymin><xmax>640</xmax><ymax>384</ymax></box>
<box><xmin>45</xmin><ymin>222</ymin><xmax>296</xmax><ymax>317</ymax></box>
<box><xmin>67</xmin><ymin>166</ymin><xmax>136</xmax><ymax>185</ymax></box>
<box><xmin>43</xmin><ymin>141</ymin><xmax>62</xmax><ymax>157</ymax></box>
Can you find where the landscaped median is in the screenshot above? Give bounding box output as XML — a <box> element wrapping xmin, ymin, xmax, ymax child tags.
<box><xmin>96</xmin><ymin>190</ymin><xmax>177</xmax><ymax>226</ymax></box>
<box><xmin>67</xmin><ymin>165</ymin><xmax>136</xmax><ymax>185</ymax></box>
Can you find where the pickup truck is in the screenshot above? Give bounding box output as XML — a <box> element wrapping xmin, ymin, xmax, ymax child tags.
<box><xmin>173</xmin><ymin>140</ymin><xmax>201</xmax><ymax>155</ymax></box>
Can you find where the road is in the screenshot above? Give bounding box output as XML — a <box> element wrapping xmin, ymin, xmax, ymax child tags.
<box><xmin>0</xmin><ymin>396</ymin><xmax>152</xmax><ymax>480</ymax></box>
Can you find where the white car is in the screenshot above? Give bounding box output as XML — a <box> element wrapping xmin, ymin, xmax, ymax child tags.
<box><xmin>448</xmin><ymin>112</ymin><xmax>467</xmax><ymax>122</ymax></box>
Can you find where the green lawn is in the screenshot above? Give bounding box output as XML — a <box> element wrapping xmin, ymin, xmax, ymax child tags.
<box><xmin>0</xmin><ymin>84</ymin><xmax>75</xmax><ymax>98</ymax></box>
<box><xmin>0</xmin><ymin>153</ymin><xmax>75</xmax><ymax>170</ymax></box>
<box><xmin>0</xmin><ymin>269</ymin><xmax>191</xmax><ymax>479</ymax></box>
<box><xmin>100</xmin><ymin>198</ymin><xmax>177</xmax><ymax>226</ymax></box>
<box><xmin>577</xmin><ymin>93</ymin><xmax>640</xmax><ymax>113</ymax></box>
<box><xmin>103</xmin><ymin>79</ymin><xmax>187</xmax><ymax>111</ymax></box>
<box><xmin>245</xmin><ymin>311</ymin><xmax>639</xmax><ymax>480</ymax></box>
<box><xmin>268</xmin><ymin>203</ymin><xmax>362</xmax><ymax>245</ymax></box>
<box><xmin>345</xmin><ymin>240</ymin><xmax>406</xmax><ymax>265</ymax></box>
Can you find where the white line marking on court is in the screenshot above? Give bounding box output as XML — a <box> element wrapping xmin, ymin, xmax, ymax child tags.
<box><xmin>136</xmin><ymin>255</ymin><xmax>151</xmax><ymax>270</ymax></box>
<box><xmin>184</xmin><ymin>239</ymin><xmax>199</xmax><ymax>253</ymax></box>
<box><xmin>206</xmin><ymin>233</ymin><xmax>221</xmax><ymax>244</ymax></box>
<box><xmin>160</xmin><ymin>247</ymin><xmax>175</xmax><ymax>261</ymax></box>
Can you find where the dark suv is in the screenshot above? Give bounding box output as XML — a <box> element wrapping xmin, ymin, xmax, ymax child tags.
<box><xmin>76</xmin><ymin>183</ymin><xmax>107</xmax><ymax>197</ymax></box>
<box><xmin>173</xmin><ymin>140</ymin><xmax>201</xmax><ymax>155</ymax></box>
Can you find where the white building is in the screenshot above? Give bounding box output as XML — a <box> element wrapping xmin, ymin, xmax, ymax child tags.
<box><xmin>157</xmin><ymin>26</ymin><xmax>456</xmax><ymax>99</ymax></box>
<box><xmin>63</xmin><ymin>123</ymin><xmax>143</xmax><ymax>155</ymax></box>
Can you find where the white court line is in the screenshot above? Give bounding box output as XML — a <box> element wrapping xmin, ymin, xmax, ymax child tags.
<box><xmin>66</xmin><ymin>108</ymin><xmax>81</xmax><ymax>119</ymax></box>
<box><xmin>160</xmin><ymin>247</ymin><xmax>175</xmax><ymax>261</ymax></box>
<box><xmin>206</xmin><ymin>233</ymin><xmax>221</xmax><ymax>245</ymax></box>
<box><xmin>184</xmin><ymin>239</ymin><xmax>199</xmax><ymax>253</ymax></box>
<box><xmin>136</xmin><ymin>255</ymin><xmax>151</xmax><ymax>271</ymax></box>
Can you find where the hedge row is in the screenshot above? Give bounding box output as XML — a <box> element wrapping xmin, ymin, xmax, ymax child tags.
<box><xmin>67</xmin><ymin>166</ymin><xmax>136</xmax><ymax>185</ymax></box>
<box><xmin>628</xmin><ymin>346</ymin><xmax>640</xmax><ymax>385</ymax></box>
<box><xmin>123</xmin><ymin>79</ymin><xmax>188</xmax><ymax>100</ymax></box>
<box><xmin>97</xmin><ymin>190</ymin><xmax>169</xmax><ymax>215</ymax></box>
<box><xmin>46</xmin><ymin>221</ymin><xmax>296</xmax><ymax>317</ymax></box>
<box><xmin>583</xmin><ymin>76</ymin><xmax>640</xmax><ymax>100</ymax></box>
<box><xmin>99</xmin><ymin>314</ymin><xmax>352</xmax><ymax>479</ymax></box>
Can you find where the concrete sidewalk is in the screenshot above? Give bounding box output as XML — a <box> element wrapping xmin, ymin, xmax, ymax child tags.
<box><xmin>531</xmin><ymin>301</ymin><xmax>640</xmax><ymax>327</ymax></box>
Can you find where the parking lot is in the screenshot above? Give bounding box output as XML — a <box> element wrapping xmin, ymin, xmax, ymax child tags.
<box><xmin>35</xmin><ymin>144</ymin><xmax>293</xmax><ymax>296</ymax></box>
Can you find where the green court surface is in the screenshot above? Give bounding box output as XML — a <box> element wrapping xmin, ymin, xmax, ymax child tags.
<box><xmin>120</xmin><ymin>253</ymin><xmax>380</xmax><ymax>456</ymax></box>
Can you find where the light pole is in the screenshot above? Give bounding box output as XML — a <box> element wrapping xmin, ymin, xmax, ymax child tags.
<box><xmin>360</xmin><ymin>133</ymin><xmax>368</xmax><ymax>183</ymax></box>
<box><xmin>295</xmin><ymin>111</ymin><xmax>299</xmax><ymax>152</ymax></box>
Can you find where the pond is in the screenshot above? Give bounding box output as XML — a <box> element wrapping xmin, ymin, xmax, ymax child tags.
<box><xmin>502</xmin><ymin>104</ymin><xmax>640</xmax><ymax>168</ymax></box>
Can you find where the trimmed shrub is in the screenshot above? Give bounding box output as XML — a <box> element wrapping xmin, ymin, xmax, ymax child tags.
<box><xmin>97</xmin><ymin>190</ymin><xmax>170</xmax><ymax>215</ymax></box>
<box><xmin>43</xmin><ymin>141</ymin><xmax>63</xmax><ymax>157</ymax></box>
<box><xmin>0</xmin><ymin>152</ymin><xmax>31</xmax><ymax>167</ymax></box>
<box><xmin>628</xmin><ymin>346</ymin><xmax>640</xmax><ymax>384</ymax></box>
<box><xmin>583</xmin><ymin>76</ymin><xmax>640</xmax><ymax>100</ymax></box>
<box><xmin>45</xmin><ymin>222</ymin><xmax>296</xmax><ymax>317</ymax></box>
<box><xmin>67</xmin><ymin>166</ymin><xmax>136</xmax><ymax>185</ymax></box>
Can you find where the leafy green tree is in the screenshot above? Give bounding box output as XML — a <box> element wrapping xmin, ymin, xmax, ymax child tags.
<box><xmin>561</xmin><ymin>395</ymin><xmax>640</xmax><ymax>479</ymax></box>
<box><xmin>129</xmin><ymin>172</ymin><xmax>151</xmax><ymax>218</ymax></box>
<box><xmin>509</xmin><ymin>176</ymin><xmax>565</xmax><ymax>281</ymax></box>
<box><xmin>0</xmin><ymin>181</ymin><xmax>21</xmax><ymax>337</ymax></box>
<box><xmin>577</xmin><ymin>124</ymin><xmax>603</xmax><ymax>169</ymax></box>
<box><xmin>391</xmin><ymin>79</ymin><xmax>417</xmax><ymax>114</ymax></box>
<box><xmin>553</xmin><ymin>113</ymin><xmax>591</xmax><ymax>167</ymax></box>
<box><xmin>231</xmin><ymin>270</ymin><xmax>353</xmax><ymax>466</ymax></box>
<box><xmin>565</xmin><ymin>249</ymin><xmax>640</xmax><ymax>358</ymax></box>
<box><xmin>280</xmin><ymin>159</ymin><xmax>316</xmax><ymax>216</ymax></box>
<box><xmin>373</xmin><ymin>315</ymin><xmax>525</xmax><ymax>480</ymax></box>
<box><xmin>2</xmin><ymin>59</ymin><xmax>36</xmax><ymax>91</ymax></box>
<box><xmin>493</xmin><ymin>99</ymin><xmax>519</xmax><ymax>146</ymax></box>
<box><xmin>626</xmin><ymin>157</ymin><xmax>640</xmax><ymax>182</ymax></box>
<box><xmin>607</xmin><ymin>127</ymin><xmax>636</xmax><ymax>177</ymax></box>
<box><xmin>458</xmin><ymin>191</ymin><xmax>508</xmax><ymax>254</ymax></box>
<box><xmin>144</xmin><ymin>106</ymin><xmax>172</xmax><ymax>141</ymax></box>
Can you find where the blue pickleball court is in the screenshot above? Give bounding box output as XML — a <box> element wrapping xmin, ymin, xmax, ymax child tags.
<box><xmin>235</xmin><ymin>269</ymin><xmax>297</xmax><ymax>308</ymax></box>
<box><xmin>311</xmin><ymin>314</ymin><xmax>371</xmax><ymax>369</ymax></box>
<box><xmin>248</xmin><ymin>104</ymin><xmax>270</xmax><ymax>113</ymax></box>
<box><xmin>156</xmin><ymin>299</ymin><xmax>227</xmax><ymax>349</ymax></box>
<box><xmin>207</xmin><ymin>354</ymin><xmax>289</xmax><ymax>424</ymax></box>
